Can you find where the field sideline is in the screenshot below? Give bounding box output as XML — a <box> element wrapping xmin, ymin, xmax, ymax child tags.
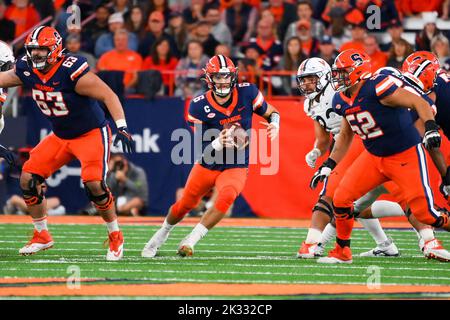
<box><xmin>0</xmin><ymin>216</ymin><xmax>449</xmax><ymax>300</ymax></box>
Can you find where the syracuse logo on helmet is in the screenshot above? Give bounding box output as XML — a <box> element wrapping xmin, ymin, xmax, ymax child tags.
<box><xmin>24</xmin><ymin>26</ymin><xmax>64</xmax><ymax>70</ymax></box>
<box><xmin>331</xmin><ymin>49</ymin><xmax>372</xmax><ymax>92</ymax></box>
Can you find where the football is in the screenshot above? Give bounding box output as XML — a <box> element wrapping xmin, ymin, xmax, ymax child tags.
<box><xmin>224</xmin><ymin>123</ymin><xmax>249</xmax><ymax>150</ymax></box>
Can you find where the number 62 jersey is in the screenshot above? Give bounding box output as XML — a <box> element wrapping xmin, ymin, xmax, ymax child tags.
<box><xmin>15</xmin><ymin>54</ymin><xmax>107</xmax><ymax>139</ymax></box>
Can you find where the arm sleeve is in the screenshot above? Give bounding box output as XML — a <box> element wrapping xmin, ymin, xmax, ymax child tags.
<box><xmin>374</xmin><ymin>75</ymin><xmax>399</xmax><ymax>100</ymax></box>
<box><xmin>250</xmin><ymin>84</ymin><xmax>268</xmax><ymax>116</ymax></box>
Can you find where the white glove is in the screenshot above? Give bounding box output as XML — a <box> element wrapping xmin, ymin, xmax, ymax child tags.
<box><xmin>305</xmin><ymin>148</ymin><xmax>321</xmax><ymax>168</ymax></box>
<box><xmin>0</xmin><ymin>115</ymin><xmax>4</xmax><ymax>134</ymax></box>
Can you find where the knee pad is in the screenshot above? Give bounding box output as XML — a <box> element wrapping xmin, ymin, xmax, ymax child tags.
<box><xmin>214</xmin><ymin>185</ymin><xmax>238</xmax><ymax>214</ymax></box>
<box><xmin>21</xmin><ymin>174</ymin><xmax>45</xmax><ymax>207</ymax></box>
<box><xmin>312</xmin><ymin>197</ymin><xmax>334</xmax><ymax>219</ymax></box>
<box><xmin>85</xmin><ymin>181</ymin><xmax>114</xmax><ymax>211</ymax></box>
<box><xmin>334</xmin><ymin>205</ymin><xmax>354</xmax><ymax>220</ymax></box>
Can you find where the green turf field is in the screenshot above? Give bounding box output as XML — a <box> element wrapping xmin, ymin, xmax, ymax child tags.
<box><xmin>0</xmin><ymin>223</ymin><xmax>449</xmax><ymax>299</ymax></box>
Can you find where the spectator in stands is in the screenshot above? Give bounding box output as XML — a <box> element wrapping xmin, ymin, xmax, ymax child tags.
<box><xmin>142</xmin><ymin>37</ymin><xmax>179</xmax><ymax>93</ymax></box>
<box><xmin>106</xmin><ymin>153</ymin><xmax>148</xmax><ymax>216</ymax></box>
<box><xmin>215</xmin><ymin>44</ymin><xmax>232</xmax><ymax>59</ymax></box>
<box><xmin>317</xmin><ymin>34</ymin><xmax>339</xmax><ymax>66</ymax></box>
<box><xmin>295</xmin><ymin>19</ymin><xmax>320</xmax><ymax>58</ymax></box>
<box><xmin>222</xmin><ymin>0</ymin><xmax>257</xmax><ymax>45</ymax></box>
<box><xmin>125</xmin><ymin>5</ymin><xmax>147</xmax><ymax>40</ymax></box>
<box><xmin>431</xmin><ymin>34</ymin><xmax>450</xmax><ymax>66</ymax></box>
<box><xmin>174</xmin><ymin>39</ymin><xmax>209</xmax><ymax>97</ymax></box>
<box><xmin>386</xmin><ymin>38</ymin><xmax>413</xmax><ymax>69</ymax></box>
<box><xmin>285</xmin><ymin>1</ymin><xmax>325</xmax><ymax>45</ymax></box>
<box><xmin>182</xmin><ymin>0</ymin><xmax>205</xmax><ymax>29</ymax></box>
<box><xmin>144</xmin><ymin>0</ymin><xmax>173</xmax><ymax>26</ymax></box>
<box><xmin>114</xmin><ymin>0</ymin><xmax>130</xmax><ymax>17</ymax></box>
<box><xmin>66</xmin><ymin>34</ymin><xmax>97</xmax><ymax>70</ymax></box>
<box><xmin>327</xmin><ymin>6</ymin><xmax>351</xmax><ymax>50</ymax></box>
<box><xmin>138</xmin><ymin>10</ymin><xmax>179</xmax><ymax>58</ymax></box>
<box><xmin>415</xmin><ymin>11</ymin><xmax>443</xmax><ymax>51</ymax></box>
<box><xmin>340</xmin><ymin>19</ymin><xmax>367</xmax><ymax>53</ymax></box>
<box><xmin>267</xmin><ymin>0</ymin><xmax>297</xmax><ymax>42</ymax></box>
<box><xmin>238</xmin><ymin>42</ymin><xmax>264</xmax><ymax>84</ymax></box>
<box><xmin>5</xmin><ymin>0</ymin><xmax>40</xmax><ymax>39</ymax></box>
<box><xmin>188</xmin><ymin>20</ymin><xmax>220</xmax><ymax>58</ymax></box>
<box><xmin>277</xmin><ymin>36</ymin><xmax>306</xmax><ymax>95</ymax></box>
<box><xmin>204</xmin><ymin>4</ymin><xmax>233</xmax><ymax>48</ymax></box>
<box><xmin>83</xmin><ymin>4</ymin><xmax>111</xmax><ymax>53</ymax></box>
<box><xmin>31</xmin><ymin>0</ymin><xmax>55</xmax><ymax>20</ymax></box>
<box><xmin>0</xmin><ymin>1</ymin><xmax>15</xmax><ymax>43</ymax></box>
<box><xmin>4</xmin><ymin>193</ymin><xmax>65</xmax><ymax>216</ymax></box>
<box><xmin>397</xmin><ymin>0</ymin><xmax>444</xmax><ymax>18</ymax></box>
<box><xmin>354</xmin><ymin>0</ymin><xmax>399</xmax><ymax>31</ymax></box>
<box><xmin>167</xmin><ymin>11</ymin><xmax>188</xmax><ymax>55</ymax></box>
<box><xmin>442</xmin><ymin>0</ymin><xmax>450</xmax><ymax>20</ymax></box>
<box><xmin>97</xmin><ymin>28</ymin><xmax>143</xmax><ymax>90</ymax></box>
<box><xmin>95</xmin><ymin>12</ymin><xmax>139</xmax><ymax>58</ymax></box>
<box><xmin>364</xmin><ymin>35</ymin><xmax>388</xmax><ymax>72</ymax></box>
<box><xmin>247</xmin><ymin>19</ymin><xmax>283</xmax><ymax>70</ymax></box>
<box><xmin>380</xmin><ymin>18</ymin><xmax>404</xmax><ymax>52</ymax></box>
<box><xmin>321</xmin><ymin>0</ymin><xmax>351</xmax><ymax>24</ymax></box>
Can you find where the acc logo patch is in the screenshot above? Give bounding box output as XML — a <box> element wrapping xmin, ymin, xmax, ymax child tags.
<box><xmin>207</xmin><ymin>113</ymin><xmax>216</xmax><ymax>118</ymax></box>
<box><xmin>24</xmin><ymin>71</ymin><xmax>30</xmax><ymax>76</ymax></box>
<box><xmin>335</xmin><ymin>104</ymin><xmax>341</xmax><ymax>110</ymax></box>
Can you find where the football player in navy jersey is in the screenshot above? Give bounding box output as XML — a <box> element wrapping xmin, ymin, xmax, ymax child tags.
<box><xmin>311</xmin><ymin>48</ymin><xmax>449</xmax><ymax>264</ymax></box>
<box><xmin>0</xmin><ymin>40</ymin><xmax>16</xmax><ymax>166</ymax></box>
<box><xmin>142</xmin><ymin>55</ymin><xmax>280</xmax><ymax>258</ymax></box>
<box><xmin>0</xmin><ymin>26</ymin><xmax>135</xmax><ymax>261</ymax></box>
<box><xmin>401</xmin><ymin>51</ymin><xmax>450</xmax><ymax>208</ymax></box>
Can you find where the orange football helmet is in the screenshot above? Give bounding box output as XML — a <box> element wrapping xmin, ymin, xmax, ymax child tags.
<box><xmin>331</xmin><ymin>49</ymin><xmax>372</xmax><ymax>91</ymax></box>
<box><xmin>24</xmin><ymin>26</ymin><xmax>64</xmax><ymax>70</ymax></box>
<box><xmin>203</xmin><ymin>55</ymin><xmax>238</xmax><ymax>97</ymax></box>
<box><xmin>401</xmin><ymin>51</ymin><xmax>440</xmax><ymax>93</ymax></box>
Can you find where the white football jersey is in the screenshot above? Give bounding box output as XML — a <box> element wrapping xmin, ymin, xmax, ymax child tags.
<box><xmin>303</xmin><ymin>83</ymin><xmax>341</xmax><ymax>135</ymax></box>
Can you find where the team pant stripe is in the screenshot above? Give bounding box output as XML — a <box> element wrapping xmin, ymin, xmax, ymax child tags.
<box><xmin>416</xmin><ymin>144</ymin><xmax>440</xmax><ymax>218</ymax></box>
<box><xmin>101</xmin><ymin>126</ymin><xmax>109</xmax><ymax>182</ymax></box>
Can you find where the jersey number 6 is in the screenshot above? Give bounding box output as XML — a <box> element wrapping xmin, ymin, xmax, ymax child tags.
<box><xmin>32</xmin><ymin>89</ymin><xmax>69</xmax><ymax>117</ymax></box>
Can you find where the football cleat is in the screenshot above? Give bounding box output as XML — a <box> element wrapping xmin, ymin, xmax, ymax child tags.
<box><xmin>296</xmin><ymin>242</ymin><xmax>323</xmax><ymax>258</ymax></box>
<box><xmin>359</xmin><ymin>237</ymin><xmax>400</xmax><ymax>257</ymax></box>
<box><xmin>141</xmin><ymin>228</ymin><xmax>171</xmax><ymax>258</ymax></box>
<box><xmin>106</xmin><ymin>231</ymin><xmax>124</xmax><ymax>261</ymax></box>
<box><xmin>423</xmin><ymin>239</ymin><xmax>450</xmax><ymax>262</ymax></box>
<box><xmin>317</xmin><ymin>243</ymin><xmax>353</xmax><ymax>264</ymax></box>
<box><xmin>19</xmin><ymin>229</ymin><xmax>54</xmax><ymax>256</ymax></box>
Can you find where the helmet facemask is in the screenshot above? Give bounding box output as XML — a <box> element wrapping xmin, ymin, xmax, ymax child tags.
<box><xmin>207</xmin><ymin>71</ymin><xmax>237</xmax><ymax>97</ymax></box>
<box><xmin>25</xmin><ymin>45</ymin><xmax>51</xmax><ymax>70</ymax></box>
<box><xmin>331</xmin><ymin>67</ymin><xmax>354</xmax><ymax>92</ymax></box>
<box><xmin>297</xmin><ymin>72</ymin><xmax>329</xmax><ymax>100</ymax></box>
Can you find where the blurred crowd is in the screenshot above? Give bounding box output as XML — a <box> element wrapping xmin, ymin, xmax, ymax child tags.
<box><xmin>2</xmin><ymin>0</ymin><xmax>450</xmax><ymax>97</ymax></box>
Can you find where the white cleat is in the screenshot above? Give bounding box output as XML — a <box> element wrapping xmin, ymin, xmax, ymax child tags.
<box><xmin>359</xmin><ymin>238</ymin><xmax>399</xmax><ymax>257</ymax></box>
<box><xmin>423</xmin><ymin>239</ymin><xmax>450</xmax><ymax>262</ymax></box>
<box><xmin>296</xmin><ymin>242</ymin><xmax>324</xmax><ymax>258</ymax></box>
<box><xmin>19</xmin><ymin>230</ymin><xmax>54</xmax><ymax>256</ymax></box>
<box><xmin>141</xmin><ymin>228</ymin><xmax>170</xmax><ymax>258</ymax></box>
<box><xmin>177</xmin><ymin>236</ymin><xmax>195</xmax><ymax>257</ymax></box>
<box><xmin>317</xmin><ymin>256</ymin><xmax>353</xmax><ymax>264</ymax></box>
<box><xmin>106</xmin><ymin>231</ymin><xmax>124</xmax><ymax>261</ymax></box>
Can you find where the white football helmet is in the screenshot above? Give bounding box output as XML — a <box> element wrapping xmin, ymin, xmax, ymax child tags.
<box><xmin>0</xmin><ymin>41</ymin><xmax>14</xmax><ymax>72</ymax></box>
<box><xmin>296</xmin><ymin>57</ymin><xmax>332</xmax><ymax>100</ymax></box>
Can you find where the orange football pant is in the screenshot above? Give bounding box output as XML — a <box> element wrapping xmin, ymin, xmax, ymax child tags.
<box><xmin>23</xmin><ymin>126</ymin><xmax>111</xmax><ymax>182</ymax></box>
<box><xmin>334</xmin><ymin>144</ymin><xmax>442</xmax><ymax>242</ymax></box>
<box><xmin>171</xmin><ymin>163</ymin><xmax>247</xmax><ymax>217</ymax></box>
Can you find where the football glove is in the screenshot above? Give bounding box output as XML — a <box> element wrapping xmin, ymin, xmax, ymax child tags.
<box><xmin>440</xmin><ymin>167</ymin><xmax>450</xmax><ymax>202</ymax></box>
<box><xmin>423</xmin><ymin>120</ymin><xmax>441</xmax><ymax>150</ymax></box>
<box><xmin>305</xmin><ymin>148</ymin><xmax>321</xmax><ymax>169</ymax></box>
<box><xmin>0</xmin><ymin>144</ymin><xmax>15</xmax><ymax>166</ymax></box>
<box><xmin>310</xmin><ymin>158</ymin><xmax>337</xmax><ymax>189</ymax></box>
<box><xmin>114</xmin><ymin>127</ymin><xmax>135</xmax><ymax>153</ymax></box>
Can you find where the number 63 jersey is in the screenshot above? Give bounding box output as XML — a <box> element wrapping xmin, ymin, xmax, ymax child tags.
<box><xmin>15</xmin><ymin>54</ymin><xmax>107</xmax><ymax>139</ymax></box>
<box><xmin>332</xmin><ymin>73</ymin><xmax>421</xmax><ymax>157</ymax></box>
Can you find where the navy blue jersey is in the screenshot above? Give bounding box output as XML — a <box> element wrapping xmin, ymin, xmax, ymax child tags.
<box><xmin>187</xmin><ymin>83</ymin><xmax>268</xmax><ymax>171</ymax></box>
<box><xmin>376</xmin><ymin>67</ymin><xmax>436</xmax><ymax>123</ymax></box>
<box><xmin>15</xmin><ymin>54</ymin><xmax>107</xmax><ymax>139</ymax></box>
<box><xmin>433</xmin><ymin>72</ymin><xmax>450</xmax><ymax>139</ymax></box>
<box><xmin>332</xmin><ymin>73</ymin><xmax>421</xmax><ymax>157</ymax></box>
